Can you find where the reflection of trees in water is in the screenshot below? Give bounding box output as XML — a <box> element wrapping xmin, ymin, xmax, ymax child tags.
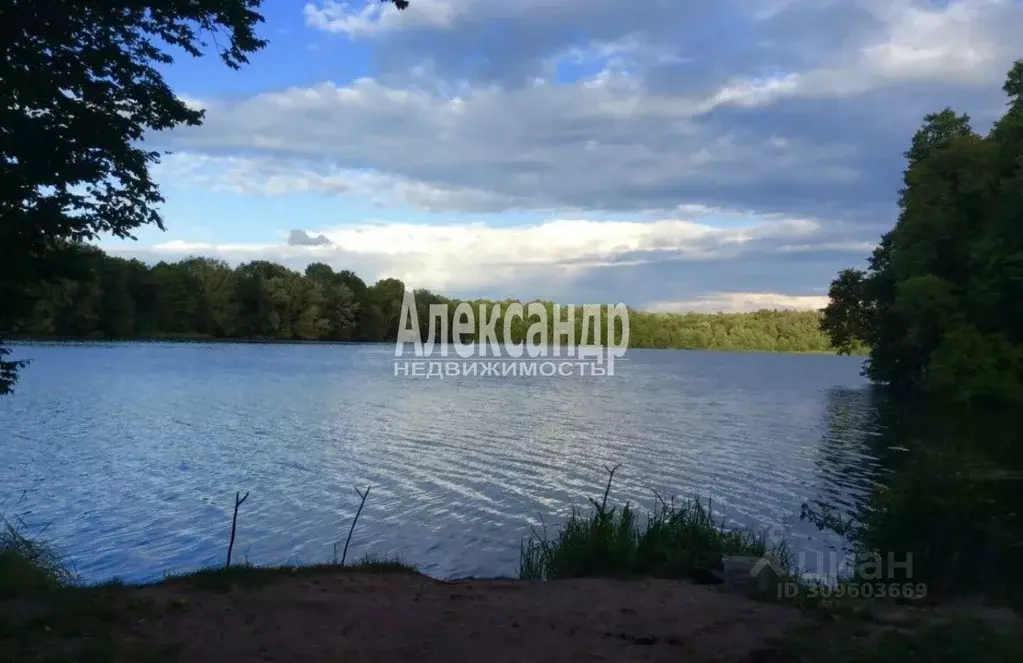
<box><xmin>781</xmin><ymin>387</ymin><xmax>885</xmax><ymax>578</ymax></box>
<box><xmin>807</xmin><ymin>387</ymin><xmax>885</xmax><ymax>540</ymax></box>
<box><xmin>809</xmin><ymin>392</ymin><xmax>1023</xmax><ymax>599</ymax></box>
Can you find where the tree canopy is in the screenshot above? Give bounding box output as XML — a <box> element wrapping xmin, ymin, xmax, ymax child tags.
<box><xmin>3</xmin><ymin>244</ymin><xmax>839</xmax><ymax>353</ymax></box>
<box><xmin>0</xmin><ymin>1</ymin><xmax>408</xmax><ymax>394</ymax></box>
<box><xmin>822</xmin><ymin>61</ymin><xmax>1023</xmax><ymax>404</ymax></box>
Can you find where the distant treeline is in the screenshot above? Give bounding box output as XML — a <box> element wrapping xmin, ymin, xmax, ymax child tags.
<box><xmin>4</xmin><ymin>245</ymin><xmax>852</xmax><ymax>354</ymax></box>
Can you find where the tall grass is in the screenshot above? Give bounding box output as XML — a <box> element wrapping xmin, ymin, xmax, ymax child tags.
<box><xmin>0</xmin><ymin>514</ymin><xmax>74</xmax><ymax>598</ymax></box>
<box><xmin>519</xmin><ymin>468</ymin><xmax>788</xmax><ymax>581</ymax></box>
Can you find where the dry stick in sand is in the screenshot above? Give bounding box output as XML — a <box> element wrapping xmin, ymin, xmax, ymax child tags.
<box><xmin>226</xmin><ymin>490</ymin><xmax>250</xmax><ymax>568</ymax></box>
<box><xmin>340</xmin><ymin>485</ymin><xmax>370</xmax><ymax>567</ymax></box>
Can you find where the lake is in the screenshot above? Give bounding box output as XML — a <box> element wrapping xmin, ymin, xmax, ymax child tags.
<box><xmin>0</xmin><ymin>342</ymin><xmax>882</xmax><ymax>583</ymax></box>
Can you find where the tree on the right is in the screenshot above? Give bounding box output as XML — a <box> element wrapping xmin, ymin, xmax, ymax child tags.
<box><xmin>822</xmin><ymin>60</ymin><xmax>1023</xmax><ymax>405</ymax></box>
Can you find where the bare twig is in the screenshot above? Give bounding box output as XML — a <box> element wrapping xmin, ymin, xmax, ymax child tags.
<box><xmin>652</xmin><ymin>489</ymin><xmax>669</xmax><ymax>512</ymax></box>
<box><xmin>341</xmin><ymin>485</ymin><xmax>371</xmax><ymax>567</ymax></box>
<box><xmin>226</xmin><ymin>490</ymin><xmax>250</xmax><ymax>568</ymax></box>
<box><xmin>599</xmin><ymin>463</ymin><xmax>622</xmax><ymax>514</ymax></box>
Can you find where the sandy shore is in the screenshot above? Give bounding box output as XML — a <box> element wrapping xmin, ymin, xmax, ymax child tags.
<box><xmin>10</xmin><ymin>573</ymin><xmax>803</xmax><ymax>662</ymax></box>
<box><xmin>6</xmin><ymin>570</ymin><xmax>1019</xmax><ymax>662</ymax></box>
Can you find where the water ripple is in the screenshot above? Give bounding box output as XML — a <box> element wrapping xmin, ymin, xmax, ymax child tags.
<box><xmin>0</xmin><ymin>342</ymin><xmax>878</xmax><ymax>582</ymax></box>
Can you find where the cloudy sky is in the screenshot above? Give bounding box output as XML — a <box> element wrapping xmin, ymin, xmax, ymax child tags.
<box><xmin>101</xmin><ymin>0</ymin><xmax>1022</xmax><ymax>312</ymax></box>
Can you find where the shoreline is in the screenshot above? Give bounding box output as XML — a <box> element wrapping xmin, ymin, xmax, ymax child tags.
<box><xmin>2</xmin><ymin>564</ymin><xmax>809</xmax><ymax>662</ymax></box>
<box><xmin>3</xmin><ymin>561</ymin><xmax>1017</xmax><ymax>663</ymax></box>
<box><xmin>3</xmin><ymin>336</ymin><xmax>860</xmax><ymax>356</ymax></box>
<box><xmin>3</xmin><ymin>465</ymin><xmax>1019</xmax><ymax>662</ymax></box>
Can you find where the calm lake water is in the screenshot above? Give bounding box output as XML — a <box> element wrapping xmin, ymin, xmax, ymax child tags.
<box><xmin>0</xmin><ymin>342</ymin><xmax>883</xmax><ymax>583</ymax></box>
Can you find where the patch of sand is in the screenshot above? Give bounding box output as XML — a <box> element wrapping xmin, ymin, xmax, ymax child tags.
<box><xmin>129</xmin><ymin>574</ymin><xmax>804</xmax><ymax>662</ymax></box>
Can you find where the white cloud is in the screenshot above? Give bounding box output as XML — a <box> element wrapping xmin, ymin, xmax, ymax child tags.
<box><xmin>135</xmin><ymin>0</ymin><xmax>1023</xmax><ymax>305</ymax></box>
<box><xmin>312</xmin><ymin>216</ymin><xmax>820</xmax><ymax>263</ymax></box>
<box><xmin>648</xmin><ymin>293</ymin><xmax>830</xmax><ymax>313</ymax></box>
<box><xmin>861</xmin><ymin>0</ymin><xmax>1013</xmax><ymax>80</ymax></box>
<box><xmin>105</xmin><ymin>213</ymin><xmax>863</xmax><ymax>301</ymax></box>
<box><xmin>157</xmin><ymin>0</ymin><xmax>1022</xmax><ymax>226</ymax></box>
<box><xmin>160</xmin><ymin>73</ymin><xmax>875</xmax><ymax>219</ymax></box>
<box><xmin>303</xmin><ymin>1</ymin><xmax>1021</xmax><ymax>91</ymax></box>
<box><xmin>687</xmin><ymin>0</ymin><xmax>1022</xmax><ymax>113</ymax></box>
<box><xmin>153</xmin><ymin>152</ymin><xmax>517</xmax><ymax>212</ymax></box>
<box><xmin>304</xmin><ymin>0</ymin><xmax>460</xmax><ymax>36</ymax></box>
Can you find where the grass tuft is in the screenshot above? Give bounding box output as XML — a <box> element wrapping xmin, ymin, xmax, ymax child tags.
<box><xmin>166</xmin><ymin>554</ymin><xmax>419</xmax><ymax>592</ymax></box>
<box><xmin>0</xmin><ymin>514</ymin><xmax>75</xmax><ymax>598</ymax></box>
<box><xmin>344</xmin><ymin>553</ymin><xmax>419</xmax><ymax>574</ymax></box>
<box><xmin>519</xmin><ymin>470</ymin><xmax>786</xmax><ymax>581</ymax></box>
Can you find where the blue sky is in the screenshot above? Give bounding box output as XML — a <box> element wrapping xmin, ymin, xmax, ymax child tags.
<box><xmin>102</xmin><ymin>0</ymin><xmax>1023</xmax><ymax>311</ymax></box>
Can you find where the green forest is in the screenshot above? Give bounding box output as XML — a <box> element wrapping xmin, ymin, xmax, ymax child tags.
<box><xmin>4</xmin><ymin>243</ymin><xmax>840</xmax><ymax>353</ymax></box>
<box><xmin>822</xmin><ymin>62</ymin><xmax>1023</xmax><ymax>405</ymax></box>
